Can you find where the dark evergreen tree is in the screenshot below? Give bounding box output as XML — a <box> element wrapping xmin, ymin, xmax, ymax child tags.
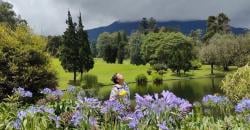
<box><xmin>117</xmin><ymin>32</ymin><xmax>126</xmax><ymax>64</ymax></box>
<box><xmin>59</xmin><ymin>11</ymin><xmax>79</xmax><ymax>83</ymax></box>
<box><xmin>76</xmin><ymin>13</ymin><xmax>94</xmax><ymax>79</ymax></box>
<box><xmin>139</xmin><ymin>17</ymin><xmax>149</xmax><ymax>34</ymax></box>
<box><xmin>103</xmin><ymin>44</ymin><xmax>117</xmax><ymax>63</ymax></box>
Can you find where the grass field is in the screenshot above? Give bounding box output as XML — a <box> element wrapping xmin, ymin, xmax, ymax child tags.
<box><xmin>50</xmin><ymin>58</ymin><xmax>236</xmax><ymax>89</ymax></box>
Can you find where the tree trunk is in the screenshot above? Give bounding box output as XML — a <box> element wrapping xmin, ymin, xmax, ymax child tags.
<box><xmin>223</xmin><ymin>65</ymin><xmax>229</xmax><ymax>71</ymax></box>
<box><xmin>80</xmin><ymin>71</ymin><xmax>83</xmax><ymax>81</ymax></box>
<box><xmin>211</xmin><ymin>64</ymin><xmax>214</xmax><ymax>75</ymax></box>
<box><xmin>74</xmin><ymin>71</ymin><xmax>76</xmax><ymax>84</ymax></box>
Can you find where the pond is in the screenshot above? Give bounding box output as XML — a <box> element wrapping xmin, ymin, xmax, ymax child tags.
<box><xmin>96</xmin><ymin>77</ymin><xmax>224</xmax><ymax>102</ymax></box>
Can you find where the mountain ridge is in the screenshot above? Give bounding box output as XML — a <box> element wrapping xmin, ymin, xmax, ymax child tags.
<box><xmin>87</xmin><ymin>20</ymin><xmax>249</xmax><ymax>41</ymax></box>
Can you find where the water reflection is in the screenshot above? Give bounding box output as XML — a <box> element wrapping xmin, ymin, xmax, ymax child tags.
<box><xmin>97</xmin><ymin>77</ymin><xmax>224</xmax><ymax>102</ymax></box>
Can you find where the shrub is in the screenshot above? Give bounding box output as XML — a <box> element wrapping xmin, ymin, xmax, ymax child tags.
<box><xmin>152</xmin><ymin>74</ymin><xmax>163</xmax><ymax>85</ymax></box>
<box><xmin>135</xmin><ymin>74</ymin><xmax>148</xmax><ymax>86</ymax></box>
<box><xmin>191</xmin><ymin>59</ymin><xmax>202</xmax><ymax>70</ymax></box>
<box><xmin>220</xmin><ymin>64</ymin><xmax>250</xmax><ymax>102</ymax></box>
<box><xmin>158</xmin><ymin>70</ymin><xmax>165</xmax><ymax>75</ymax></box>
<box><xmin>152</xmin><ymin>63</ymin><xmax>167</xmax><ymax>72</ymax></box>
<box><xmin>201</xmin><ymin>95</ymin><xmax>233</xmax><ymax>117</ymax></box>
<box><xmin>0</xmin><ymin>25</ymin><xmax>57</xmax><ymax>101</ymax></box>
<box><xmin>81</xmin><ymin>74</ymin><xmax>98</xmax><ymax>89</ymax></box>
<box><xmin>147</xmin><ymin>69</ymin><xmax>152</xmax><ymax>75</ymax></box>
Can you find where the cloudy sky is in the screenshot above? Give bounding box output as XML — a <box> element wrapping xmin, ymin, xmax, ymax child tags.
<box><xmin>5</xmin><ymin>0</ymin><xmax>250</xmax><ymax>35</ymax></box>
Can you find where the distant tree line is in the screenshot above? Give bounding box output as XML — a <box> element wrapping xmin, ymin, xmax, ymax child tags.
<box><xmin>95</xmin><ymin>14</ymin><xmax>250</xmax><ymax>76</ymax></box>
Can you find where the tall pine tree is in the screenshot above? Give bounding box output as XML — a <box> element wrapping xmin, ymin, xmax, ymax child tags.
<box><xmin>117</xmin><ymin>32</ymin><xmax>125</xmax><ymax>64</ymax></box>
<box><xmin>60</xmin><ymin>11</ymin><xmax>79</xmax><ymax>83</ymax></box>
<box><xmin>77</xmin><ymin>13</ymin><xmax>94</xmax><ymax>79</ymax></box>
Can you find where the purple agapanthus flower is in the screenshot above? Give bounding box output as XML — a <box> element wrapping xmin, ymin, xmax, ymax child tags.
<box><xmin>39</xmin><ymin>106</ymin><xmax>55</xmax><ymax>114</ymax></box>
<box><xmin>17</xmin><ymin>111</ymin><xmax>27</xmax><ymax>120</ymax></box>
<box><xmin>128</xmin><ymin>119</ymin><xmax>139</xmax><ymax>129</ymax></box>
<box><xmin>202</xmin><ymin>95</ymin><xmax>229</xmax><ymax>104</ymax></box>
<box><xmin>101</xmin><ymin>100</ymin><xmax>125</xmax><ymax>114</ymax></box>
<box><xmin>49</xmin><ymin>115</ymin><xmax>61</xmax><ymax>128</ymax></box>
<box><xmin>71</xmin><ymin>111</ymin><xmax>84</xmax><ymax>126</ymax></box>
<box><xmin>235</xmin><ymin>98</ymin><xmax>250</xmax><ymax>113</ymax></box>
<box><xmin>52</xmin><ymin>89</ymin><xmax>64</xmax><ymax>96</ymax></box>
<box><xmin>77</xmin><ymin>95</ymin><xmax>101</xmax><ymax>109</ymax></box>
<box><xmin>26</xmin><ymin>106</ymin><xmax>41</xmax><ymax>115</ymax></box>
<box><xmin>15</xmin><ymin>87</ymin><xmax>33</xmax><ymax>97</ymax></box>
<box><xmin>12</xmin><ymin>119</ymin><xmax>22</xmax><ymax>130</ymax></box>
<box><xmin>89</xmin><ymin>116</ymin><xmax>98</xmax><ymax>127</ymax></box>
<box><xmin>135</xmin><ymin>91</ymin><xmax>192</xmax><ymax>114</ymax></box>
<box><xmin>157</xmin><ymin>122</ymin><xmax>169</xmax><ymax>130</ymax></box>
<box><xmin>40</xmin><ymin>88</ymin><xmax>52</xmax><ymax>94</ymax></box>
<box><xmin>40</xmin><ymin>88</ymin><xmax>63</xmax><ymax>97</ymax></box>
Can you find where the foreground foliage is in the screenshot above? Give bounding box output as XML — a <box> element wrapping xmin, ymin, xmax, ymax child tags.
<box><xmin>0</xmin><ymin>85</ymin><xmax>250</xmax><ymax>130</ymax></box>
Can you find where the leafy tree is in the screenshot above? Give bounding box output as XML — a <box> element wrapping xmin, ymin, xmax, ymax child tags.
<box><xmin>141</xmin><ymin>32</ymin><xmax>193</xmax><ymax>75</ymax></box>
<box><xmin>209</xmin><ymin>34</ymin><xmax>238</xmax><ymax>71</ymax></box>
<box><xmin>76</xmin><ymin>13</ymin><xmax>94</xmax><ymax>79</ymax></box>
<box><xmin>103</xmin><ymin>43</ymin><xmax>118</xmax><ymax>63</ymax></box>
<box><xmin>235</xmin><ymin>33</ymin><xmax>250</xmax><ymax>66</ymax></box>
<box><xmin>46</xmin><ymin>35</ymin><xmax>62</xmax><ymax>57</ymax></box>
<box><xmin>199</xmin><ymin>43</ymin><xmax>217</xmax><ymax>74</ymax></box>
<box><xmin>129</xmin><ymin>32</ymin><xmax>146</xmax><ymax>65</ymax></box>
<box><xmin>59</xmin><ymin>11</ymin><xmax>79</xmax><ymax>83</ymax></box>
<box><xmin>138</xmin><ymin>17</ymin><xmax>158</xmax><ymax>34</ymax></box>
<box><xmin>97</xmin><ymin>32</ymin><xmax>114</xmax><ymax>58</ymax></box>
<box><xmin>148</xmin><ymin>17</ymin><xmax>158</xmax><ymax>32</ymax></box>
<box><xmin>204</xmin><ymin>13</ymin><xmax>230</xmax><ymax>41</ymax></box>
<box><xmin>97</xmin><ymin>31</ymin><xmax>128</xmax><ymax>64</ymax></box>
<box><xmin>90</xmin><ymin>41</ymin><xmax>98</xmax><ymax>57</ymax></box>
<box><xmin>0</xmin><ymin>2</ymin><xmax>26</xmax><ymax>27</ymax></box>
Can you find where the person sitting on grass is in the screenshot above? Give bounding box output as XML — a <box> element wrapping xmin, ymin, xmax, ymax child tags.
<box><xmin>109</xmin><ymin>73</ymin><xmax>130</xmax><ymax>104</ymax></box>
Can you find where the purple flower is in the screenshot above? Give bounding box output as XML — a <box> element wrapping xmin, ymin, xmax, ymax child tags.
<box><xmin>179</xmin><ymin>100</ymin><xmax>192</xmax><ymax>112</ymax></box>
<box><xmin>39</xmin><ymin>106</ymin><xmax>55</xmax><ymax>114</ymax></box>
<box><xmin>17</xmin><ymin>111</ymin><xmax>27</xmax><ymax>120</ymax></box>
<box><xmin>71</xmin><ymin>111</ymin><xmax>84</xmax><ymax>126</ymax></box>
<box><xmin>24</xmin><ymin>91</ymin><xmax>33</xmax><ymax>97</ymax></box>
<box><xmin>77</xmin><ymin>95</ymin><xmax>101</xmax><ymax>109</ymax></box>
<box><xmin>52</xmin><ymin>89</ymin><xmax>64</xmax><ymax>96</ymax></box>
<box><xmin>202</xmin><ymin>95</ymin><xmax>229</xmax><ymax>104</ymax></box>
<box><xmin>128</xmin><ymin>119</ymin><xmax>138</xmax><ymax>129</ymax></box>
<box><xmin>67</xmin><ymin>85</ymin><xmax>76</xmax><ymax>92</ymax></box>
<box><xmin>41</xmin><ymin>88</ymin><xmax>64</xmax><ymax>97</ymax></box>
<box><xmin>89</xmin><ymin>116</ymin><xmax>98</xmax><ymax>127</ymax></box>
<box><xmin>12</xmin><ymin>119</ymin><xmax>22</xmax><ymax>129</ymax></box>
<box><xmin>41</xmin><ymin>88</ymin><xmax>52</xmax><ymax>94</ymax></box>
<box><xmin>26</xmin><ymin>106</ymin><xmax>41</xmax><ymax>115</ymax></box>
<box><xmin>235</xmin><ymin>99</ymin><xmax>250</xmax><ymax>113</ymax></box>
<box><xmin>101</xmin><ymin>100</ymin><xmax>125</xmax><ymax>114</ymax></box>
<box><xmin>157</xmin><ymin>122</ymin><xmax>168</xmax><ymax>130</ymax></box>
<box><xmin>15</xmin><ymin>87</ymin><xmax>33</xmax><ymax>97</ymax></box>
<box><xmin>49</xmin><ymin>115</ymin><xmax>61</xmax><ymax>128</ymax></box>
<box><xmin>135</xmin><ymin>91</ymin><xmax>192</xmax><ymax>114</ymax></box>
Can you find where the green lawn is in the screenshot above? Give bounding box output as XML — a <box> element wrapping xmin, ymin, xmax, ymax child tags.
<box><xmin>50</xmin><ymin>58</ymin><xmax>236</xmax><ymax>89</ymax></box>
